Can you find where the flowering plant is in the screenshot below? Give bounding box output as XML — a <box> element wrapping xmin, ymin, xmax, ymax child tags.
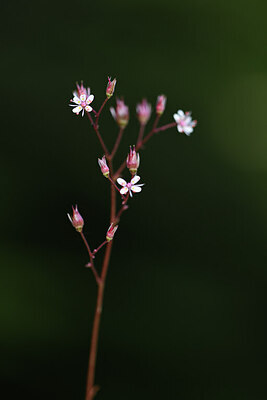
<box><xmin>68</xmin><ymin>77</ymin><xmax>197</xmax><ymax>400</ymax></box>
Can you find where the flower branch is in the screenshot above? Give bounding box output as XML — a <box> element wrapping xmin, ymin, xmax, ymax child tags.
<box><xmin>68</xmin><ymin>77</ymin><xmax>197</xmax><ymax>400</ymax></box>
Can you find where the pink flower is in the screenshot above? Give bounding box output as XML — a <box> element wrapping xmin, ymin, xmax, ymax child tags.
<box><xmin>110</xmin><ymin>98</ymin><xmax>129</xmax><ymax>128</ymax></box>
<box><xmin>106</xmin><ymin>223</ymin><xmax>118</xmax><ymax>241</ymax></box>
<box><xmin>98</xmin><ymin>156</ymin><xmax>110</xmax><ymax>178</ymax></box>
<box><xmin>126</xmin><ymin>146</ymin><xmax>140</xmax><ymax>175</ymax></box>
<box><xmin>156</xmin><ymin>95</ymin><xmax>167</xmax><ymax>115</ymax></box>
<box><xmin>69</xmin><ymin>82</ymin><xmax>94</xmax><ymax>117</ymax></box>
<box><xmin>173</xmin><ymin>110</ymin><xmax>197</xmax><ymax>136</ymax></box>
<box><xmin>136</xmin><ymin>99</ymin><xmax>152</xmax><ymax>125</ymax></box>
<box><xmin>67</xmin><ymin>205</ymin><xmax>84</xmax><ymax>232</ymax></box>
<box><xmin>117</xmin><ymin>175</ymin><xmax>144</xmax><ymax>197</ymax></box>
<box><xmin>106</xmin><ymin>77</ymin><xmax>116</xmax><ymax>98</ymax></box>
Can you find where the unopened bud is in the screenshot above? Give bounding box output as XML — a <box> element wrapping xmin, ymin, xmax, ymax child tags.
<box><xmin>110</xmin><ymin>98</ymin><xmax>129</xmax><ymax>128</ymax></box>
<box><xmin>98</xmin><ymin>156</ymin><xmax>109</xmax><ymax>178</ymax></box>
<box><xmin>127</xmin><ymin>145</ymin><xmax>140</xmax><ymax>175</ymax></box>
<box><xmin>106</xmin><ymin>77</ymin><xmax>116</xmax><ymax>98</ymax></box>
<box><xmin>106</xmin><ymin>223</ymin><xmax>118</xmax><ymax>241</ymax></box>
<box><xmin>136</xmin><ymin>99</ymin><xmax>152</xmax><ymax>125</ymax></box>
<box><xmin>67</xmin><ymin>205</ymin><xmax>84</xmax><ymax>232</ymax></box>
<box><xmin>156</xmin><ymin>95</ymin><xmax>167</xmax><ymax>115</ymax></box>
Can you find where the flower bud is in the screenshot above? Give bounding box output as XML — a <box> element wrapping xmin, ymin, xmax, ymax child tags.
<box><xmin>98</xmin><ymin>156</ymin><xmax>109</xmax><ymax>178</ymax></box>
<box><xmin>76</xmin><ymin>81</ymin><xmax>89</xmax><ymax>98</ymax></box>
<box><xmin>127</xmin><ymin>145</ymin><xmax>140</xmax><ymax>175</ymax></box>
<box><xmin>67</xmin><ymin>205</ymin><xmax>84</xmax><ymax>232</ymax></box>
<box><xmin>110</xmin><ymin>98</ymin><xmax>129</xmax><ymax>128</ymax></box>
<box><xmin>106</xmin><ymin>77</ymin><xmax>116</xmax><ymax>98</ymax></box>
<box><xmin>136</xmin><ymin>99</ymin><xmax>152</xmax><ymax>125</ymax></box>
<box><xmin>156</xmin><ymin>95</ymin><xmax>167</xmax><ymax>115</ymax></box>
<box><xmin>106</xmin><ymin>223</ymin><xmax>118</xmax><ymax>241</ymax></box>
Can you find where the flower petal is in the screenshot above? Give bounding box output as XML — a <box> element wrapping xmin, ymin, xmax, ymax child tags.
<box><xmin>72</xmin><ymin>96</ymin><xmax>81</xmax><ymax>105</ymax></box>
<box><xmin>177</xmin><ymin>110</ymin><xmax>184</xmax><ymax>117</ymax></box>
<box><xmin>117</xmin><ymin>178</ymin><xmax>127</xmax><ymax>186</ymax></box>
<box><xmin>178</xmin><ymin>125</ymin><xmax>183</xmax><ymax>133</ymax></box>
<box><xmin>110</xmin><ymin>107</ymin><xmax>116</xmax><ymax>120</ymax></box>
<box><xmin>86</xmin><ymin>94</ymin><xmax>94</xmax><ymax>104</ymax></box>
<box><xmin>173</xmin><ymin>113</ymin><xmax>179</xmax><ymax>123</ymax></box>
<box><xmin>80</xmin><ymin>94</ymin><xmax>86</xmax><ymax>102</ymax></box>
<box><xmin>131</xmin><ymin>175</ymin><xmax>140</xmax><ymax>185</ymax></box>
<box><xmin>72</xmin><ymin>106</ymin><xmax>82</xmax><ymax>114</ymax></box>
<box><xmin>131</xmin><ymin>185</ymin><xmax>142</xmax><ymax>193</ymax></box>
<box><xmin>85</xmin><ymin>105</ymin><xmax>92</xmax><ymax>112</ymax></box>
<box><xmin>183</xmin><ymin>126</ymin><xmax>193</xmax><ymax>135</ymax></box>
<box><xmin>120</xmin><ymin>187</ymin><xmax>128</xmax><ymax>195</ymax></box>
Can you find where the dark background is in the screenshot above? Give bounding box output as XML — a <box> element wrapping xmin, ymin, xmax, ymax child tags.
<box><xmin>1</xmin><ymin>0</ymin><xmax>267</xmax><ymax>399</ymax></box>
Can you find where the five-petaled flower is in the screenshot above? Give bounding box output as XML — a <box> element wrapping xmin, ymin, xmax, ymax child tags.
<box><xmin>173</xmin><ymin>110</ymin><xmax>197</xmax><ymax>136</ymax></box>
<box><xmin>117</xmin><ymin>175</ymin><xmax>144</xmax><ymax>197</ymax></box>
<box><xmin>69</xmin><ymin>82</ymin><xmax>94</xmax><ymax>116</ymax></box>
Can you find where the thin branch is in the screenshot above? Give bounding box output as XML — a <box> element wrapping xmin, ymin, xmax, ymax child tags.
<box><xmin>114</xmin><ymin>120</ymin><xmax>177</xmax><ymax>179</ymax></box>
<box><xmin>85</xmin><ymin>162</ymin><xmax>117</xmax><ymax>400</ymax></box>
<box><xmin>93</xmin><ymin>240</ymin><xmax>108</xmax><ymax>255</ymax></box>
<box><xmin>110</xmin><ymin>127</ymin><xmax>124</xmax><ymax>159</ymax></box>
<box><xmin>107</xmin><ymin>175</ymin><xmax>124</xmax><ymax>198</ymax></box>
<box><xmin>95</xmin><ymin>97</ymin><xmax>109</xmax><ymax>127</ymax></box>
<box><xmin>136</xmin><ymin>124</ymin><xmax>145</xmax><ymax>147</ymax></box>
<box><xmin>80</xmin><ymin>231</ymin><xmax>101</xmax><ymax>285</ymax></box>
<box><xmin>86</xmin><ymin>112</ymin><xmax>110</xmax><ymax>157</ymax></box>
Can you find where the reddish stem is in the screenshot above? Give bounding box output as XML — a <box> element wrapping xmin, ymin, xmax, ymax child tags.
<box><xmin>95</xmin><ymin>97</ymin><xmax>109</xmax><ymax>127</ymax></box>
<box><xmin>115</xmin><ymin>203</ymin><xmax>129</xmax><ymax>224</ymax></box>
<box><xmin>93</xmin><ymin>240</ymin><xmax>108</xmax><ymax>255</ymax></box>
<box><xmin>136</xmin><ymin>124</ymin><xmax>145</xmax><ymax>147</ymax></box>
<box><xmin>80</xmin><ymin>232</ymin><xmax>101</xmax><ymax>285</ymax></box>
<box><xmin>110</xmin><ymin>127</ymin><xmax>124</xmax><ymax>159</ymax></box>
<box><xmin>85</xmin><ymin>163</ymin><xmax>116</xmax><ymax>400</ymax></box>
<box><xmin>108</xmin><ymin>175</ymin><xmax>123</xmax><ymax>196</ymax></box>
<box><xmin>86</xmin><ymin>112</ymin><xmax>110</xmax><ymax>157</ymax></box>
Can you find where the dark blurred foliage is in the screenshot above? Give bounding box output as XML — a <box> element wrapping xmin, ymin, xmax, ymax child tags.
<box><xmin>1</xmin><ymin>0</ymin><xmax>267</xmax><ymax>399</ymax></box>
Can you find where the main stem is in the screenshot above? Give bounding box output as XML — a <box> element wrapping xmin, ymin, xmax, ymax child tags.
<box><xmin>85</xmin><ymin>163</ymin><xmax>116</xmax><ymax>400</ymax></box>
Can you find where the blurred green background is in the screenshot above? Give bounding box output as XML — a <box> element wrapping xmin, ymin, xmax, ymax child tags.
<box><xmin>1</xmin><ymin>0</ymin><xmax>267</xmax><ymax>399</ymax></box>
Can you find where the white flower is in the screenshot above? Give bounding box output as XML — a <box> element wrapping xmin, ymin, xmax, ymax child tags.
<box><xmin>69</xmin><ymin>86</ymin><xmax>94</xmax><ymax>117</ymax></box>
<box><xmin>173</xmin><ymin>110</ymin><xmax>197</xmax><ymax>136</ymax></box>
<box><xmin>117</xmin><ymin>175</ymin><xmax>144</xmax><ymax>197</ymax></box>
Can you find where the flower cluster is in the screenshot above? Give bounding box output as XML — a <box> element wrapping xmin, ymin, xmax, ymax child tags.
<box><xmin>68</xmin><ymin>78</ymin><xmax>198</xmax><ymax>243</ymax></box>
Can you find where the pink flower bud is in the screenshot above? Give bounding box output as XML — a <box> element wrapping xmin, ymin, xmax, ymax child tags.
<box><xmin>136</xmin><ymin>99</ymin><xmax>152</xmax><ymax>125</ymax></box>
<box><xmin>106</xmin><ymin>223</ymin><xmax>118</xmax><ymax>241</ymax></box>
<box><xmin>98</xmin><ymin>156</ymin><xmax>110</xmax><ymax>178</ymax></box>
<box><xmin>76</xmin><ymin>81</ymin><xmax>89</xmax><ymax>98</ymax></box>
<box><xmin>67</xmin><ymin>205</ymin><xmax>84</xmax><ymax>232</ymax></box>
<box><xmin>126</xmin><ymin>145</ymin><xmax>140</xmax><ymax>175</ymax></box>
<box><xmin>110</xmin><ymin>98</ymin><xmax>129</xmax><ymax>128</ymax></box>
<box><xmin>106</xmin><ymin>77</ymin><xmax>116</xmax><ymax>98</ymax></box>
<box><xmin>156</xmin><ymin>95</ymin><xmax>167</xmax><ymax>115</ymax></box>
